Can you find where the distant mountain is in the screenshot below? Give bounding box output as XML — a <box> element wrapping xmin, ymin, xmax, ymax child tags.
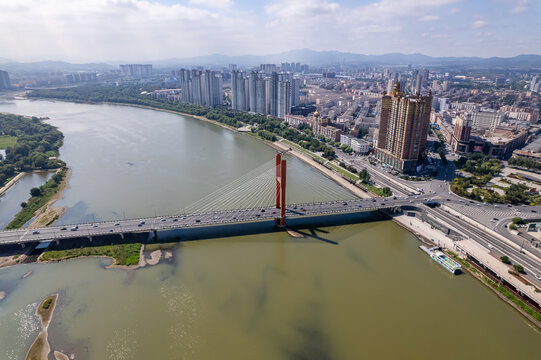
<box><xmin>156</xmin><ymin>48</ymin><xmax>541</xmax><ymax>68</ymax></box>
<box><xmin>0</xmin><ymin>61</ymin><xmax>114</xmax><ymax>74</ymax></box>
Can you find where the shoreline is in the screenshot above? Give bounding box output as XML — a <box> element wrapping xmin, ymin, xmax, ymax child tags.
<box><xmin>28</xmin><ymin>167</ymin><xmax>71</xmax><ymax>229</ymax></box>
<box><xmin>0</xmin><ymin>172</ymin><xmax>26</xmax><ymax>196</ymax></box>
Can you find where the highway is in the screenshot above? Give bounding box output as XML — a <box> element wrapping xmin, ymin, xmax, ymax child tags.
<box><xmin>0</xmin><ymin>197</ymin><xmax>424</xmax><ymax>247</ymax></box>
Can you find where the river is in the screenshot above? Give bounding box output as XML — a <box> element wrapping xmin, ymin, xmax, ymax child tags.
<box><xmin>0</xmin><ymin>98</ymin><xmax>540</xmax><ymax>359</ymax></box>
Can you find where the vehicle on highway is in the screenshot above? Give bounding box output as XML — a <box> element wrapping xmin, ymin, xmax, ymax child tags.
<box><xmin>33</xmin><ymin>230</ymin><xmax>40</xmax><ymax>234</ymax></box>
<box><xmin>173</xmin><ymin>218</ymin><xmax>178</xmax><ymax>222</ymax></box>
<box><xmin>195</xmin><ymin>219</ymin><xmax>200</xmax><ymax>223</ymax></box>
<box><xmin>71</xmin><ymin>226</ymin><xmax>78</xmax><ymax>231</ymax></box>
<box><xmin>161</xmin><ymin>218</ymin><xmax>166</xmax><ymax>222</ymax></box>
<box><xmin>60</xmin><ymin>227</ymin><xmax>67</xmax><ymax>231</ymax></box>
<box><xmin>115</xmin><ymin>223</ymin><xmax>120</xmax><ymax>226</ymax></box>
<box><xmin>535</xmin><ymin>274</ymin><xmax>541</xmax><ymax>281</ymax></box>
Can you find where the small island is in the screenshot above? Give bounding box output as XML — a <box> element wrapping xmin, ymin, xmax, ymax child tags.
<box><xmin>25</xmin><ymin>294</ymin><xmax>58</xmax><ymax>360</ymax></box>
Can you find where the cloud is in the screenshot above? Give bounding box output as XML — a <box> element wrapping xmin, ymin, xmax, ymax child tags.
<box><xmin>449</xmin><ymin>7</ymin><xmax>460</xmax><ymax>13</ymax></box>
<box><xmin>265</xmin><ymin>0</ymin><xmax>340</xmax><ymax>18</ymax></box>
<box><xmin>472</xmin><ymin>20</ymin><xmax>488</xmax><ymax>28</ymax></box>
<box><xmin>510</xmin><ymin>0</ymin><xmax>528</xmax><ymax>13</ymax></box>
<box><xmin>188</xmin><ymin>0</ymin><xmax>234</xmax><ymax>8</ymax></box>
<box><xmin>419</xmin><ymin>15</ymin><xmax>439</xmax><ymax>22</ymax></box>
<box><xmin>0</xmin><ymin>0</ymin><xmax>253</xmax><ymax>61</ymax></box>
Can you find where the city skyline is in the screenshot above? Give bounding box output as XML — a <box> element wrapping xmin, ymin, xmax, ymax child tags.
<box><xmin>0</xmin><ymin>0</ymin><xmax>539</xmax><ymax>62</ymax></box>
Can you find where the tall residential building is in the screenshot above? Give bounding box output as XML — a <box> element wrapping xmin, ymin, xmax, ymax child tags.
<box><xmin>291</xmin><ymin>77</ymin><xmax>300</xmax><ymax>107</ymax></box>
<box><xmin>120</xmin><ymin>64</ymin><xmax>152</xmax><ymax>77</ymax></box>
<box><xmin>255</xmin><ymin>79</ymin><xmax>266</xmax><ymax>114</ymax></box>
<box><xmin>531</xmin><ymin>76</ymin><xmax>538</xmax><ymax>91</ymax></box>
<box><xmin>249</xmin><ymin>71</ymin><xmax>258</xmax><ymax>112</ymax></box>
<box><xmin>0</xmin><ymin>70</ymin><xmax>11</xmax><ymax>90</ymax></box>
<box><xmin>277</xmin><ymin>81</ymin><xmax>291</xmax><ymax>118</ymax></box>
<box><xmin>375</xmin><ymin>82</ymin><xmax>433</xmax><ymax>172</ymax></box>
<box><xmin>231</xmin><ymin>70</ymin><xmax>240</xmax><ymax>110</ymax></box>
<box><xmin>451</xmin><ymin>113</ymin><xmax>472</xmax><ymax>153</ymax></box>
<box><xmin>178</xmin><ymin>68</ymin><xmax>222</xmax><ymax>107</ymax></box>
<box><xmin>267</xmin><ymin>72</ymin><xmax>279</xmax><ymax>117</ymax></box>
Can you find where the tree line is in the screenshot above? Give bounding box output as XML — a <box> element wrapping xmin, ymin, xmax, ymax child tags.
<box><xmin>0</xmin><ymin>113</ymin><xmax>64</xmax><ymax>188</ymax></box>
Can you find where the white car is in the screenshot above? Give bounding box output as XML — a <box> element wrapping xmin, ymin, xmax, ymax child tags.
<box><xmin>535</xmin><ymin>274</ymin><xmax>541</xmax><ymax>281</ymax></box>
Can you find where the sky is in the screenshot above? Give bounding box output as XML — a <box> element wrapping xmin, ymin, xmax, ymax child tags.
<box><xmin>0</xmin><ymin>0</ymin><xmax>539</xmax><ymax>62</ymax></box>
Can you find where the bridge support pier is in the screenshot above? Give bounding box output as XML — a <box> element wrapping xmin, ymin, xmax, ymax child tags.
<box><xmin>55</xmin><ymin>240</ymin><xmax>59</xmax><ymax>245</ymax></box>
<box><xmin>148</xmin><ymin>230</ymin><xmax>157</xmax><ymax>241</ymax></box>
<box><xmin>20</xmin><ymin>243</ymin><xmax>25</xmax><ymax>248</ymax></box>
<box><xmin>87</xmin><ymin>236</ymin><xmax>92</xmax><ymax>242</ymax></box>
<box><xmin>120</xmin><ymin>233</ymin><xmax>124</xmax><ymax>240</ymax></box>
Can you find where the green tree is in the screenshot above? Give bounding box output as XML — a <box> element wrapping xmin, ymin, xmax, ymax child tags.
<box><xmin>359</xmin><ymin>168</ymin><xmax>371</xmax><ymax>182</ymax></box>
<box><xmin>381</xmin><ymin>187</ymin><xmax>392</xmax><ymax>197</ymax></box>
<box><xmin>30</xmin><ymin>187</ymin><xmax>41</xmax><ymax>197</ymax></box>
<box><xmin>500</xmin><ymin>256</ymin><xmax>511</xmax><ymax>264</ymax></box>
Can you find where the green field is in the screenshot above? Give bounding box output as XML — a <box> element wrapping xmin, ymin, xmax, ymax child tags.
<box><xmin>0</xmin><ymin>135</ymin><xmax>17</xmax><ymax>149</ymax></box>
<box><xmin>41</xmin><ymin>242</ymin><xmax>141</xmax><ymax>266</ymax></box>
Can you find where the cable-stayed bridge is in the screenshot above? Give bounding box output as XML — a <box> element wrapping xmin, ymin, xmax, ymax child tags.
<box><xmin>0</xmin><ymin>154</ymin><xmax>427</xmax><ymax>247</ymax></box>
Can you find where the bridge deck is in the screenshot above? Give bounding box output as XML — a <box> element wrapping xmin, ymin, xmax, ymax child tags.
<box><xmin>0</xmin><ymin>198</ymin><xmax>418</xmax><ymax>247</ymax></box>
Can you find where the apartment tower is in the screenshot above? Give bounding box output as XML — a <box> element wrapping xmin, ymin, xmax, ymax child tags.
<box><xmin>375</xmin><ymin>82</ymin><xmax>433</xmax><ymax>172</ymax></box>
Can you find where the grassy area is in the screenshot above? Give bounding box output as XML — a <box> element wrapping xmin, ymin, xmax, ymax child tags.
<box><xmin>5</xmin><ymin>169</ymin><xmax>67</xmax><ymax>230</ymax></box>
<box><xmin>37</xmin><ymin>295</ymin><xmax>56</xmax><ymax>324</ymax></box>
<box><xmin>361</xmin><ymin>181</ymin><xmax>391</xmax><ymax>197</ymax></box>
<box><xmin>41</xmin><ymin>242</ymin><xmax>141</xmax><ymax>266</ymax></box>
<box><xmin>484</xmin><ymin>276</ymin><xmax>541</xmax><ymax>322</ymax></box>
<box><xmin>328</xmin><ymin>161</ymin><xmax>358</xmax><ymax>181</ymax></box>
<box><xmin>0</xmin><ymin>135</ymin><xmax>17</xmax><ymax>149</ymax></box>
<box><xmin>282</xmin><ymin>139</ymin><xmax>325</xmax><ymax>162</ymax></box>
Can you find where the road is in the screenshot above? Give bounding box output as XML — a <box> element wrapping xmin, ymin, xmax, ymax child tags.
<box><xmin>0</xmin><ymin>197</ymin><xmax>427</xmax><ymax>247</ymax></box>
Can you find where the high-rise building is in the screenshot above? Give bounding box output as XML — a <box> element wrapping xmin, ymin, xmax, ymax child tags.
<box><xmin>0</xmin><ymin>70</ymin><xmax>11</xmax><ymax>90</ymax></box>
<box><xmin>291</xmin><ymin>77</ymin><xmax>300</xmax><ymax>107</ymax></box>
<box><xmin>277</xmin><ymin>81</ymin><xmax>291</xmax><ymax>118</ymax></box>
<box><xmin>531</xmin><ymin>76</ymin><xmax>538</xmax><ymax>91</ymax></box>
<box><xmin>255</xmin><ymin>79</ymin><xmax>266</xmax><ymax>114</ymax></box>
<box><xmin>249</xmin><ymin>71</ymin><xmax>258</xmax><ymax>113</ymax></box>
<box><xmin>451</xmin><ymin>114</ymin><xmax>472</xmax><ymax>153</ymax></box>
<box><xmin>178</xmin><ymin>68</ymin><xmax>222</xmax><ymax>107</ymax></box>
<box><xmin>375</xmin><ymin>82</ymin><xmax>433</xmax><ymax>172</ymax></box>
<box><xmin>267</xmin><ymin>72</ymin><xmax>279</xmax><ymax>117</ymax></box>
<box><xmin>119</xmin><ymin>64</ymin><xmax>152</xmax><ymax>77</ymax></box>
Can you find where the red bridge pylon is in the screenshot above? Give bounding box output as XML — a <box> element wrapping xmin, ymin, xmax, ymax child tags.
<box><xmin>275</xmin><ymin>153</ymin><xmax>287</xmax><ymax>227</ymax></box>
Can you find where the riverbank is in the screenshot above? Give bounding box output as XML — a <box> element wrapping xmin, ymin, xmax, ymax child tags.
<box><xmin>0</xmin><ymin>172</ymin><xmax>25</xmax><ymax>196</ymax></box>
<box><xmin>27</xmin><ymin>167</ymin><xmax>71</xmax><ymax>228</ymax></box>
<box><xmin>5</xmin><ymin>167</ymin><xmax>69</xmax><ymax>230</ymax></box>
<box><xmin>25</xmin><ymin>293</ymin><xmax>58</xmax><ymax>360</ymax></box>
